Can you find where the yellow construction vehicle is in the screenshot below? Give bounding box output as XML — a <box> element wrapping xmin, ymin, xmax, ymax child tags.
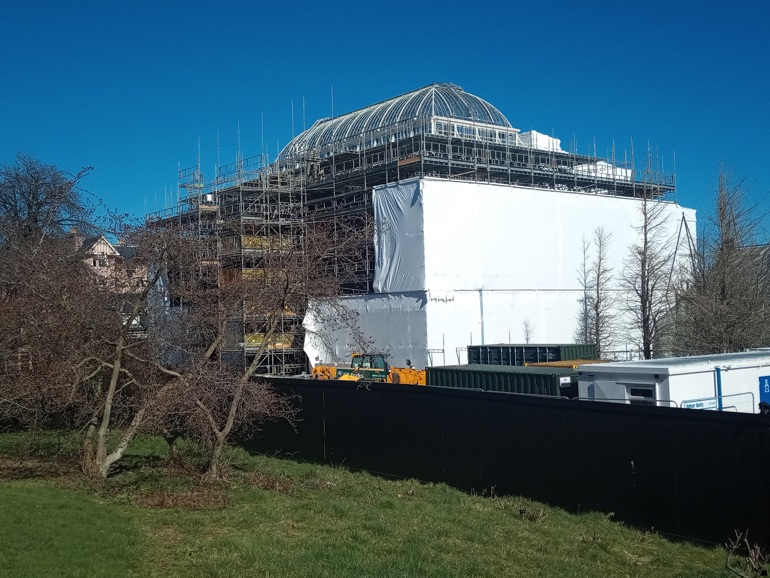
<box><xmin>312</xmin><ymin>353</ymin><xmax>426</xmax><ymax>385</ymax></box>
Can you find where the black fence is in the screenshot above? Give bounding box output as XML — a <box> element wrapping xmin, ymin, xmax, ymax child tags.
<box><xmin>244</xmin><ymin>378</ymin><xmax>770</xmax><ymax>545</ymax></box>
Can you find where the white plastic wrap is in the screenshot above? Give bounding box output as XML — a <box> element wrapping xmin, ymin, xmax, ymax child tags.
<box><xmin>573</xmin><ymin>160</ymin><xmax>633</xmax><ymax>181</ymax></box>
<box><xmin>308</xmin><ymin>178</ymin><xmax>697</xmax><ymax>368</ymax></box>
<box><xmin>372</xmin><ymin>180</ymin><xmax>426</xmax><ymax>293</ymax></box>
<box><xmin>374</xmin><ymin>178</ymin><xmax>696</xmax><ymax>293</ymax></box>
<box><xmin>305</xmin><ymin>288</ymin><xmax>599</xmax><ymax>370</ymax></box>
<box><xmin>518</xmin><ymin>130</ymin><xmax>564</xmax><ymax>152</ymax></box>
<box><xmin>425</xmin><ymin>289</ymin><xmax>591</xmax><ymax>364</ymax></box>
<box><xmin>304</xmin><ymin>292</ymin><xmax>430</xmax><ymax>369</ymax></box>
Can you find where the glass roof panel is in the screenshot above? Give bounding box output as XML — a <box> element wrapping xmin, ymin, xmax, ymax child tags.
<box><xmin>278</xmin><ymin>83</ymin><xmax>512</xmax><ymax>162</ymax></box>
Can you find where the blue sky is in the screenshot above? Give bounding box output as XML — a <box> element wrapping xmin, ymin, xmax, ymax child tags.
<box><xmin>2</xmin><ymin>0</ymin><xmax>769</xmax><ymax>234</ymax></box>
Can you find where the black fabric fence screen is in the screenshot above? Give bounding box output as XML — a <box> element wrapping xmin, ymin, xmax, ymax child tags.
<box><xmin>243</xmin><ymin>378</ymin><xmax>770</xmax><ymax>545</ymax></box>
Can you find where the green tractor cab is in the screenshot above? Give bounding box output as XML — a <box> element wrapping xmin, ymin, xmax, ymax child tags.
<box><xmin>335</xmin><ymin>353</ymin><xmax>389</xmax><ymax>382</ymax></box>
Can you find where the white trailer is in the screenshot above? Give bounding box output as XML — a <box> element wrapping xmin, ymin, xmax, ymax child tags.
<box><xmin>576</xmin><ymin>351</ymin><xmax>770</xmax><ymax>413</ymax></box>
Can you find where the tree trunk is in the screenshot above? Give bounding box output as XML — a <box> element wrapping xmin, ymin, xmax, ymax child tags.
<box><xmin>201</xmin><ymin>317</ymin><xmax>280</xmax><ymax>480</ymax></box>
<box><xmin>204</xmin><ymin>433</ymin><xmax>226</xmax><ymax>481</ymax></box>
<box><xmin>96</xmin><ymin>407</ymin><xmax>146</xmax><ymax>478</ymax></box>
<box><xmin>163</xmin><ymin>432</ymin><xmax>180</xmax><ymax>464</ymax></box>
<box><xmin>88</xmin><ymin>337</ymin><xmax>124</xmax><ymax>478</ymax></box>
<box><xmin>80</xmin><ymin>419</ymin><xmax>99</xmax><ymax>477</ymax></box>
<box><xmin>86</xmin><ymin>337</ymin><xmax>147</xmax><ymax>478</ymax></box>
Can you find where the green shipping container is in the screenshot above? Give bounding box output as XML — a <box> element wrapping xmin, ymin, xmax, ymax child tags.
<box><xmin>426</xmin><ymin>364</ymin><xmax>577</xmax><ymax>397</ymax></box>
<box><xmin>466</xmin><ymin>343</ymin><xmax>597</xmax><ymax>365</ymax></box>
<box><xmin>558</xmin><ymin>344</ymin><xmax>598</xmax><ymax>361</ymax></box>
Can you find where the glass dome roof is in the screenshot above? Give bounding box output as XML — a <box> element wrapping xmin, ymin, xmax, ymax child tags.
<box><xmin>278</xmin><ymin>83</ymin><xmax>512</xmax><ymax>161</ymax></box>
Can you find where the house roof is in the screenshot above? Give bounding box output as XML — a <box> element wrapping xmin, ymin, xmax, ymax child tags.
<box><xmin>83</xmin><ymin>235</ymin><xmax>119</xmax><ymax>255</ymax></box>
<box><xmin>115</xmin><ymin>245</ymin><xmax>138</xmax><ymax>260</ymax></box>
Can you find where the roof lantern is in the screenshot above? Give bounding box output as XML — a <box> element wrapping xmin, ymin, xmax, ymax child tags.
<box><xmin>278</xmin><ymin>83</ymin><xmax>513</xmax><ymax>163</ymax></box>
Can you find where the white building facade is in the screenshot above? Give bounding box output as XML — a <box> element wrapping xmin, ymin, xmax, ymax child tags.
<box><xmin>305</xmin><ymin>177</ymin><xmax>696</xmax><ymax>369</ymax></box>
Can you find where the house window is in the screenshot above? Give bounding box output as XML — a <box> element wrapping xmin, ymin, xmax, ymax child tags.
<box><xmin>92</xmin><ymin>253</ymin><xmax>107</xmax><ymax>268</ymax></box>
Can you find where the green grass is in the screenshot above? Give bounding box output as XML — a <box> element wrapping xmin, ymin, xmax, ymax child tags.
<box><xmin>0</xmin><ymin>481</ymin><xmax>141</xmax><ymax>578</ymax></box>
<box><xmin>0</xmin><ymin>433</ymin><xmax>735</xmax><ymax>577</ymax></box>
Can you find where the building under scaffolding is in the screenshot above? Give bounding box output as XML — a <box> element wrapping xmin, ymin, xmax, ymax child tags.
<box><xmin>148</xmin><ymin>156</ymin><xmax>308</xmax><ymax>375</ymax></box>
<box><xmin>149</xmin><ymin>83</ymin><xmax>688</xmax><ymax>373</ymax></box>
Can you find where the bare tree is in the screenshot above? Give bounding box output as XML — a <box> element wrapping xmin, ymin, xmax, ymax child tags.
<box><xmin>0</xmin><ymin>153</ymin><xmax>94</xmax><ymax>245</ymax></box>
<box><xmin>71</xmin><ymin>225</ymin><xmax>194</xmax><ymax>477</ymax></box>
<box><xmin>0</xmin><ymin>156</ymin><xmax>373</xmax><ymax>480</ymax></box>
<box><xmin>574</xmin><ymin>228</ymin><xmax>617</xmax><ymax>357</ymax></box>
<box><xmin>140</xmin><ymin>218</ymin><xmax>371</xmax><ymax>480</ymax></box>
<box><xmin>588</xmin><ymin>228</ymin><xmax>617</xmax><ymax>358</ymax></box>
<box><xmin>0</xmin><ymin>212</ymin><xmax>171</xmax><ymax>481</ymax></box>
<box><xmin>0</xmin><ymin>207</ymin><xmax>272</xmax><ymax>478</ymax></box>
<box><xmin>675</xmin><ymin>167</ymin><xmax>770</xmax><ymax>354</ymax></box>
<box><xmin>522</xmin><ymin>318</ymin><xmax>534</xmax><ymax>344</ymax></box>
<box><xmin>0</xmin><ymin>237</ymin><xmax>99</xmax><ymax>428</ymax></box>
<box><xmin>621</xmin><ymin>194</ymin><xmax>676</xmax><ymax>359</ymax></box>
<box><xmin>0</xmin><ymin>155</ymin><xmax>99</xmax><ymax>428</ymax></box>
<box><xmin>574</xmin><ymin>235</ymin><xmax>592</xmax><ymax>345</ymax></box>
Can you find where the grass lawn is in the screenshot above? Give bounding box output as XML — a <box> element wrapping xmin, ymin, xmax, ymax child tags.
<box><xmin>0</xmin><ymin>432</ymin><xmax>736</xmax><ymax>577</ymax></box>
<box><xmin>0</xmin><ymin>481</ymin><xmax>141</xmax><ymax>577</ymax></box>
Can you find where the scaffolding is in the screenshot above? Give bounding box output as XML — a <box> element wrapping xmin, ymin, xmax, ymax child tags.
<box><xmin>147</xmin><ymin>83</ymin><xmax>676</xmax><ymax>375</ymax></box>
<box><xmin>148</xmin><ymin>154</ymin><xmax>307</xmax><ymax>375</ymax></box>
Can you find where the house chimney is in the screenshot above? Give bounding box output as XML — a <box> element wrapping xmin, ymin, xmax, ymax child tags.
<box><xmin>69</xmin><ymin>228</ymin><xmax>83</xmax><ymax>250</ymax></box>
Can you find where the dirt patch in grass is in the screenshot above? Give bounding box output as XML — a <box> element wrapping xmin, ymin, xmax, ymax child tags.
<box><xmin>0</xmin><ymin>457</ymin><xmax>76</xmax><ymax>479</ymax></box>
<box><xmin>244</xmin><ymin>470</ymin><xmax>293</xmax><ymax>493</ymax></box>
<box><xmin>128</xmin><ymin>469</ymin><xmax>293</xmax><ymax>510</ymax></box>
<box><xmin>136</xmin><ymin>489</ymin><xmax>229</xmax><ymax>509</ymax></box>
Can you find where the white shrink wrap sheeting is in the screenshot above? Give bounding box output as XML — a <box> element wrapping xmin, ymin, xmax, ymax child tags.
<box><xmin>304</xmin><ymin>288</ymin><xmax>594</xmax><ymax>370</ymax></box>
<box><xmin>425</xmin><ymin>289</ymin><xmax>591</xmax><ymax>365</ymax></box>
<box><xmin>373</xmin><ymin>180</ymin><xmax>426</xmax><ymax>293</ymax></box>
<box><xmin>307</xmin><ymin>177</ymin><xmax>697</xmax><ymax>367</ymax></box>
<box><xmin>518</xmin><ymin>130</ymin><xmax>564</xmax><ymax>152</ymax></box>
<box><xmin>304</xmin><ymin>292</ymin><xmax>430</xmax><ymax>369</ymax></box>
<box><xmin>374</xmin><ymin>178</ymin><xmax>696</xmax><ymax>293</ymax></box>
<box><xmin>573</xmin><ymin>160</ymin><xmax>633</xmax><ymax>181</ymax></box>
